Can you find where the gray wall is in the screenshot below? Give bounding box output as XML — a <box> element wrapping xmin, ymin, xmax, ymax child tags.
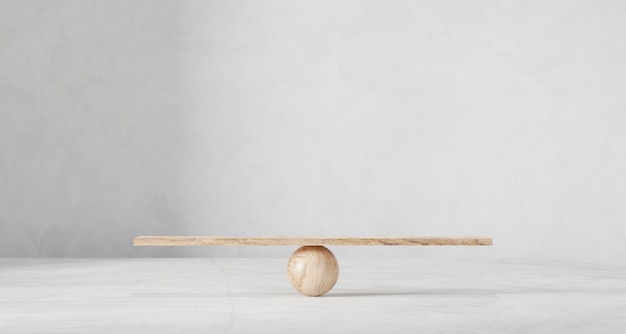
<box><xmin>1</xmin><ymin>0</ymin><xmax>625</xmax><ymax>260</ymax></box>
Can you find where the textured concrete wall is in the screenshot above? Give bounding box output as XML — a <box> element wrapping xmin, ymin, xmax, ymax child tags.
<box><xmin>1</xmin><ymin>0</ymin><xmax>625</xmax><ymax>260</ymax></box>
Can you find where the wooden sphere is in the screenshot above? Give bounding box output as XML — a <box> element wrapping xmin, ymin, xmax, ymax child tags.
<box><xmin>287</xmin><ymin>246</ymin><xmax>339</xmax><ymax>296</ymax></box>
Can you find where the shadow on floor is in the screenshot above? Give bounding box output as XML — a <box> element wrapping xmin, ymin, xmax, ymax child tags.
<box><xmin>325</xmin><ymin>289</ymin><xmax>498</xmax><ymax>297</ymax></box>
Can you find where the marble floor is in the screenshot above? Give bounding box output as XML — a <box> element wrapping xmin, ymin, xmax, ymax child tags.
<box><xmin>1</xmin><ymin>258</ymin><xmax>625</xmax><ymax>333</ymax></box>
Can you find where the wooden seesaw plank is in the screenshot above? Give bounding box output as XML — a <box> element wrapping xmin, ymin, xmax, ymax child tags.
<box><xmin>133</xmin><ymin>236</ymin><xmax>492</xmax><ymax>246</ymax></box>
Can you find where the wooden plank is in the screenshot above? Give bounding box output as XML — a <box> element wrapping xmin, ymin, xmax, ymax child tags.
<box><xmin>134</xmin><ymin>236</ymin><xmax>492</xmax><ymax>246</ymax></box>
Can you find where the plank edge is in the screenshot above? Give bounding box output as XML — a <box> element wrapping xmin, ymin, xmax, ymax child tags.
<box><xmin>133</xmin><ymin>236</ymin><xmax>493</xmax><ymax>247</ymax></box>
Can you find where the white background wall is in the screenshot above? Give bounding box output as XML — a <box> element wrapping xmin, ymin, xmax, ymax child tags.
<box><xmin>1</xmin><ymin>0</ymin><xmax>625</xmax><ymax>260</ymax></box>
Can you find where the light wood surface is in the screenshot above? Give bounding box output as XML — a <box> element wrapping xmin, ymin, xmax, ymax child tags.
<box><xmin>133</xmin><ymin>236</ymin><xmax>492</xmax><ymax>246</ymax></box>
<box><xmin>287</xmin><ymin>246</ymin><xmax>339</xmax><ymax>297</ymax></box>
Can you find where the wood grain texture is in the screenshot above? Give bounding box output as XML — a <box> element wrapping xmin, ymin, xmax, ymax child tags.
<box><xmin>133</xmin><ymin>236</ymin><xmax>493</xmax><ymax>246</ymax></box>
<box><xmin>287</xmin><ymin>246</ymin><xmax>339</xmax><ymax>297</ymax></box>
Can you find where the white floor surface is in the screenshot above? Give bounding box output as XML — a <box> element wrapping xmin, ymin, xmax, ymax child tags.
<box><xmin>1</xmin><ymin>258</ymin><xmax>625</xmax><ymax>333</ymax></box>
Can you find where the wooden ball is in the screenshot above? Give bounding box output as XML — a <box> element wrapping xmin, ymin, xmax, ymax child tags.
<box><xmin>287</xmin><ymin>246</ymin><xmax>339</xmax><ymax>296</ymax></box>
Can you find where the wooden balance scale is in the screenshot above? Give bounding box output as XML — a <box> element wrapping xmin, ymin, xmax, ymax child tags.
<box><xmin>134</xmin><ymin>236</ymin><xmax>493</xmax><ymax>296</ymax></box>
